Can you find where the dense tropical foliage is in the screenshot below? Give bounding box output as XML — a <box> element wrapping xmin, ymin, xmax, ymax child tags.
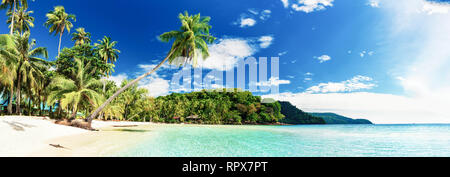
<box><xmin>0</xmin><ymin>1</ymin><xmax>331</xmax><ymax>130</ymax></box>
<box><xmin>278</xmin><ymin>101</ymin><xmax>325</xmax><ymax>124</ymax></box>
<box><xmin>85</xmin><ymin>11</ymin><xmax>216</xmax><ymax>125</ymax></box>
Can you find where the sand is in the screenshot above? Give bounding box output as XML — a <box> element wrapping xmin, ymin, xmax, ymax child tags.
<box><xmin>0</xmin><ymin>116</ymin><xmax>154</xmax><ymax>157</ymax></box>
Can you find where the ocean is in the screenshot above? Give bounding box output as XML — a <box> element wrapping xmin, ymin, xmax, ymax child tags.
<box><xmin>111</xmin><ymin>124</ymin><xmax>450</xmax><ymax>157</ymax></box>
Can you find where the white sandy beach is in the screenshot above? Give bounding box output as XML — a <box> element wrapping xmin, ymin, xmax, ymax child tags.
<box><xmin>0</xmin><ymin>116</ymin><xmax>154</xmax><ymax>157</ymax></box>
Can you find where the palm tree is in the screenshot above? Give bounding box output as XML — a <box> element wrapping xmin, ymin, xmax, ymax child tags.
<box><xmin>85</xmin><ymin>11</ymin><xmax>216</xmax><ymax>127</ymax></box>
<box><xmin>71</xmin><ymin>27</ymin><xmax>91</xmax><ymax>46</ymax></box>
<box><xmin>48</xmin><ymin>59</ymin><xmax>104</xmax><ymax>119</ymax></box>
<box><xmin>7</xmin><ymin>6</ymin><xmax>34</xmax><ymax>35</ymax></box>
<box><xmin>1</xmin><ymin>0</ymin><xmax>27</xmax><ymax>35</ymax></box>
<box><xmin>44</xmin><ymin>6</ymin><xmax>76</xmax><ymax>56</ymax></box>
<box><xmin>95</xmin><ymin>36</ymin><xmax>120</xmax><ymax>64</ymax></box>
<box><xmin>0</xmin><ymin>34</ymin><xmax>17</xmax><ymax>114</ymax></box>
<box><xmin>0</xmin><ymin>32</ymin><xmax>48</xmax><ymax>115</ymax></box>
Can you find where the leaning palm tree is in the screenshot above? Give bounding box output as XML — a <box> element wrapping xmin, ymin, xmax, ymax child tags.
<box><xmin>85</xmin><ymin>11</ymin><xmax>216</xmax><ymax>127</ymax></box>
<box><xmin>1</xmin><ymin>0</ymin><xmax>27</xmax><ymax>35</ymax></box>
<box><xmin>44</xmin><ymin>6</ymin><xmax>76</xmax><ymax>56</ymax></box>
<box><xmin>7</xmin><ymin>6</ymin><xmax>34</xmax><ymax>35</ymax></box>
<box><xmin>48</xmin><ymin>59</ymin><xmax>104</xmax><ymax>120</ymax></box>
<box><xmin>71</xmin><ymin>27</ymin><xmax>91</xmax><ymax>46</ymax></box>
<box><xmin>0</xmin><ymin>32</ymin><xmax>48</xmax><ymax>115</ymax></box>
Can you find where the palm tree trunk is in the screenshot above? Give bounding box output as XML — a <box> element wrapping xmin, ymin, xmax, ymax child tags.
<box><xmin>86</xmin><ymin>48</ymin><xmax>177</xmax><ymax>126</ymax></box>
<box><xmin>7</xmin><ymin>87</ymin><xmax>13</xmax><ymax>114</ymax></box>
<box><xmin>58</xmin><ymin>31</ymin><xmax>63</xmax><ymax>56</ymax></box>
<box><xmin>57</xmin><ymin>100</ymin><xmax>62</xmax><ymax>118</ymax></box>
<box><xmin>28</xmin><ymin>93</ymin><xmax>31</xmax><ymax>116</ymax></box>
<box><xmin>15</xmin><ymin>74</ymin><xmax>21</xmax><ymax>115</ymax></box>
<box><xmin>9</xmin><ymin>0</ymin><xmax>16</xmax><ymax>35</ymax></box>
<box><xmin>70</xmin><ymin>106</ymin><xmax>77</xmax><ymax>120</ymax></box>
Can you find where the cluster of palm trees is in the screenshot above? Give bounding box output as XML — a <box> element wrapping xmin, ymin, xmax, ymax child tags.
<box><xmin>0</xmin><ymin>1</ymin><xmax>119</xmax><ymax>118</ymax></box>
<box><xmin>1</xmin><ymin>0</ymin><xmax>216</xmax><ymax>130</ymax></box>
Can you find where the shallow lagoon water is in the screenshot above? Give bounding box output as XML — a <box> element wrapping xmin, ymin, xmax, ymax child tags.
<box><xmin>112</xmin><ymin>124</ymin><xmax>450</xmax><ymax>157</ymax></box>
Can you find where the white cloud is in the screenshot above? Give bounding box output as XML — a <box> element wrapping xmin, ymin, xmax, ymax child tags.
<box><xmin>305</xmin><ymin>75</ymin><xmax>376</xmax><ymax>93</ymax></box>
<box><xmin>139</xmin><ymin>77</ymin><xmax>170</xmax><ymax>97</ymax></box>
<box><xmin>360</xmin><ymin>51</ymin><xmax>366</xmax><ymax>57</ymax></box>
<box><xmin>104</xmin><ymin>73</ymin><xmax>128</xmax><ymax>87</ymax></box>
<box><xmin>315</xmin><ymin>55</ymin><xmax>331</xmax><ymax>63</ymax></box>
<box><xmin>291</xmin><ymin>0</ymin><xmax>334</xmax><ymax>13</ymax></box>
<box><xmin>235</xmin><ymin>9</ymin><xmax>272</xmax><ymax>28</ymax></box>
<box><xmin>367</xmin><ymin>0</ymin><xmax>380</xmax><ymax>8</ymax></box>
<box><xmin>239</xmin><ymin>18</ymin><xmax>256</xmax><ymax>27</ymax></box>
<box><xmin>197</xmin><ymin>36</ymin><xmax>273</xmax><ymax>71</ymax></box>
<box><xmin>278</xmin><ymin>51</ymin><xmax>288</xmax><ymax>56</ymax></box>
<box><xmin>197</xmin><ymin>38</ymin><xmax>255</xmax><ymax>71</ymax></box>
<box><xmin>263</xmin><ymin>92</ymin><xmax>450</xmax><ymax>124</ymax></box>
<box><xmin>259</xmin><ymin>36</ymin><xmax>274</xmax><ymax>48</ymax></box>
<box><xmin>254</xmin><ymin>77</ymin><xmax>291</xmax><ymax>87</ymax></box>
<box><xmin>260</xmin><ymin>10</ymin><xmax>272</xmax><ymax>20</ymax></box>
<box><xmin>104</xmin><ymin>71</ymin><xmax>171</xmax><ymax>97</ymax></box>
<box><xmin>422</xmin><ymin>1</ymin><xmax>450</xmax><ymax>15</ymax></box>
<box><xmin>281</xmin><ymin>0</ymin><xmax>289</xmax><ymax>8</ymax></box>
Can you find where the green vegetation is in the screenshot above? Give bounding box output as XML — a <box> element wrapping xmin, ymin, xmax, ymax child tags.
<box><xmin>44</xmin><ymin>6</ymin><xmax>76</xmax><ymax>55</ymax></box>
<box><xmin>278</xmin><ymin>101</ymin><xmax>325</xmax><ymax>124</ymax></box>
<box><xmin>0</xmin><ymin>1</ymin><xmax>340</xmax><ymax>129</ymax></box>
<box><xmin>86</xmin><ymin>11</ymin><xmax>217</xmax><ymax>125</ymax></box>
<box><xmin>148</xmin><ymin>89</ymin><xmax>284</xmax><ymax>124</ymax></box>
<box><xmin>309</xmin><ymin>113</ymin><xmax>373</xmax><ymax>124</ymax></box>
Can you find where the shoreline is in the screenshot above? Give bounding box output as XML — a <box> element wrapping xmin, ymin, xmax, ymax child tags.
<box><xmin>0</xmin><ymin>116</ymin><xmax>154</xmax><ymax>157</ymax></box>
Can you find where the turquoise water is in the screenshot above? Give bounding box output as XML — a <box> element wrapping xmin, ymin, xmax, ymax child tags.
<box><xmin>114</xmin><ymin>124</ymin><xmax>450</xmax><ymax>157</ymax></box>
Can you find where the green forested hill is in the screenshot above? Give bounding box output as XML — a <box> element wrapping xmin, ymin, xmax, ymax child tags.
<box><xmin>309</xmin><ymin>113</ymin><xmax>373</xmax><ymax>124</ymax></box>
<box><xmin>149</xmin><ymin>89</ymin><xmax>284</xmax><ymax>124</ymax></box>
<box><xmin>278</xmin><ymin>101</ymin><xmax>325</xmax><ymax>124</ymax></box>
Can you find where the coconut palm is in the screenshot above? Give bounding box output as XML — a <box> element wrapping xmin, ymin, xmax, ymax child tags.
<box><xmin>71</xmin><ymin>27</ymin><xmax>91</xmax><ymax>46</ymax></box>
<box><xmin>0</xmin><ymin>32</ymin><xmax>48</xmax><ymax>115</ymax></box>
<box><xmin>47</xmin><ymin>58</ymin><xmax>104</xmax><ymax>119</ymax></box>
<box><xmin>85</xmin><ymin>11</ymin><xmax>216</xmax><ymax>127</ymax></box>
<box><xmin>0</xmin><ymin>34</ymin><xmax>17</xmax><ymax>114</ymax></box>
<box><xmin>44</xmin><ymin>6</ymin><xmax>76</xmax><ymax>56</ymax></box>
<box><xmin>95</xmin><ymin>36</ymin><xmax>120</xmax><ymax>64</ymax></box>
<box><xmin>7</xmin><ymin>6</ymin><xmax>34</xmax><ymax>35</ymax></box>
<box><xmin>1</xmin><ymin>0</ymin><xmax>27</xmax><ymax>35</ymax></box>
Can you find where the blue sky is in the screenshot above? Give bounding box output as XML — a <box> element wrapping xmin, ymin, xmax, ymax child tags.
<box><xmin>1</xmin><ymin>0</ymin><xmax>450</xmax><ymax>123</ymax></box>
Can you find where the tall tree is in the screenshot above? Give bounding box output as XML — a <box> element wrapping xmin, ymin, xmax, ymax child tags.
<box><xmin>85</xmin><ymin>11</ymin><xmax>216</xmax><ymax>127</ymax></box>
<box><xmin>0</xmin><ymin>34</ymin><xmax>16</xmax><ymax>114</ymax></box>
<box><xmin>7</xmin><ymin>6</ymin><xmax>34</xmax><ymax>35</ymax></box>
<box><xmin>94</xmin><ymin>36</ymin><xmax>119</xmax><ymax>76</ymax></box>
<box><xmin>44</xmin><ymin>6</ymin><xmax>76</xmax><ymax>56</ymax></box>
<box><xmin>0</xmin><ymin>32</ymin><xmax>48</xmax><ymax>115</ymax></box>
<box><xmin>95</xmin><ymin>36</ymin><xmax>120</xmax><ymax>64</ymax></box>
<box><xmin>1</xmin><ymin>0</ymin><xmax>27</xmax><ymax>35</ymax></box>
<box><xmin>48</xmin><ymin>58</ymin><xmax>104</xmax><ymax>119</ymax></box>
<box><xmin>71</xmin><ymin>27</ymin><xmax>91</xmax><ymax>46</ymax></box>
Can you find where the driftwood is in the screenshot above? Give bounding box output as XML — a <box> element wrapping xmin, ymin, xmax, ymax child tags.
<box><xmin>49</xmin><ymin>144</ymin><xmax>67</xmax><ymax>149</ymax></box>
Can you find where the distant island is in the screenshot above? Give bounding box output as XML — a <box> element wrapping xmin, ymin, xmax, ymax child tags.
<box><xmin>278</xmin><ymin>101</ymin><xmax>325</xmax><ymax>124</ymax></box>
<box><xmin>309</xmin><ymin>113</ymin><xmax>373</xmax><ymax>124</ymax></box>
<box><xmin>278</xmin><ymin>101</ymin><xmax>373</xmax><ymax>125</ymax></box>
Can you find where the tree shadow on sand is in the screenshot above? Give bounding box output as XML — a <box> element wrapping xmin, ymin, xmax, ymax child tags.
<box><xmin>2</xmin><ymin>121</ymin><xmax>36</xmax><ymax>131</ymax></box>
<box><xmin>111</xmin><ymin>129</ymin><xmax>151</xmax><ymax>133</ymax></box>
